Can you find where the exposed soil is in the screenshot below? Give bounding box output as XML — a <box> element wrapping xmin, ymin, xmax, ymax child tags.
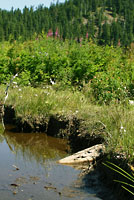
<box><xmin>3</xmin><ymin>105</ymin><xmax>134</xmax><ymax>200</ymax></box>
<box><xmin>4</xmin><ymin>106</ymin><xmax>105</xmax><ymax>153</ymax></box>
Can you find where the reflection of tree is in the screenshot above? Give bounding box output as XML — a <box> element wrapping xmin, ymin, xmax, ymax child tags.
<box><xmin>0</xmin><ymin>133</ymin><xmax>4</xmax><ymax>143</ymax></box>
<box><xmin>0</xmin><ymin>123</ymin><xmax>4</xmax><ymax>132</ymax></box>
<box><xmin>0</xmin><ymin>124</ymin><xmax>4</xmax><ymax>143</ymax></box>
<box><xmin>4</xmin><ymin>130</ymin><xmax>69</xmax><ymax>164</ymax></box>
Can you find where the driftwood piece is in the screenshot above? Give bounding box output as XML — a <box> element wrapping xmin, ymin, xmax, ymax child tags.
<box><xmin>58</xmin><ymin>144</ymin><xmax>105</xmax><ymax>165</ymax></box>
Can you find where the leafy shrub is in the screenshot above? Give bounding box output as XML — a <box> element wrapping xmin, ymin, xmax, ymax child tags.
<box><xmin>0</xmin><ymin>36</ymin><xmax>134</xmax><ymax>103</ymax></box>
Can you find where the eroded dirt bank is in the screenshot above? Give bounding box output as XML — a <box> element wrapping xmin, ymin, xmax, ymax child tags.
<box><xmin>3</xmin><ymin>105</ymin><xmax>134</xmax><ymax>200</ymax></box>
<box><xmin>4</xmin><ymin>105</ymin><xmax>105</xmax><ymax>152</ymax></box>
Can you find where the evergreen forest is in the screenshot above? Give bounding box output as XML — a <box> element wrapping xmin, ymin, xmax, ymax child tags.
<box><xmin>0</xmin><ymin>0</ymin><xmax>134</xmax><ymax>46</ymax></box>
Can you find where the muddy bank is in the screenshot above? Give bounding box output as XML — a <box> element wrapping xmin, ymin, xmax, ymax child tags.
<box><xmin>4</xmin><ymin>106</ymin><xmax>105</xmax><ymax>153</ymax></box>
<box><xmin>3</xmin><ymin>105</ymin><xmax>134</xmax><ymax>200</ymax></box>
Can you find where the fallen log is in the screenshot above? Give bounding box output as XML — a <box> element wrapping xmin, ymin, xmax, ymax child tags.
<box><xmin>58</xmin><ymin>144</ymin><xmax>105</xmax><ymax>165</ymax></box>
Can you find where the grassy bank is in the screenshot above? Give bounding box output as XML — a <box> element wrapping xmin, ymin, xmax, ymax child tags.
<box><xmin>1</xmin><ymin>84</ymin><xmax>134</xmax><ymax>164</ymax></box>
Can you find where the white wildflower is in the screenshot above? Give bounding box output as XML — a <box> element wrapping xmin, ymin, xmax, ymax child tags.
<box><xmin>129</xmin><ymin>100</ymin><xmax>134</xmax><ymax>105</ymax></box>
<box><xmin>120</xmin><ymin>125</ymin><xmax>124</xmax><ymax>130</ymax></box>
<box><xmin>50</xmin><ymin>78</ymin><xmax>55</xmax><ymax>85</ymax></box>
<box><xmin>120</xmin><ymin>124</ymin><xmax>127</xmax><ymax>135</ymax></box>
<box><xmin>13</xmin><ymin>85</ymin><xmax>18</xmax><ymax>88</ymax></box>
<box><xmin>13</xmin><ymin>82</ymin><xmax>17</xmax><ymax>85</ymax></box>
<box><xmin>124</xmin><ymin>129</ymin><xmax>126</xmax><ymax>133</ymax></box>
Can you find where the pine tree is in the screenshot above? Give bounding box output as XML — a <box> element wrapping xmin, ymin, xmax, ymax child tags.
<box><xmin>101</xmin><ymin>22</ymin><xmax>111</xmax><ymax>45</ymax></box>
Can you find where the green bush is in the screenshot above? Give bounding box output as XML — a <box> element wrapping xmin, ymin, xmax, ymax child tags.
<box><xmin>0</xmin><ymin>36</ymin><xmax>134</xmax><ymax>103</ymax></box>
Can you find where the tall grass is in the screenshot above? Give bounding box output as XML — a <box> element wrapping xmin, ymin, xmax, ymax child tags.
<box><xmin>0</xmin><ymin>84</ymin><xmax>134</xmax><ymax>163</ymax></box>
<box><xmin>103</xmin><ymin>161</ymin><xmax>134</xmax><ymax>196</ymax></box>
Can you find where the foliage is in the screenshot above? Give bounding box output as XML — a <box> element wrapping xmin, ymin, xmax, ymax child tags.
<box><xmin>0</xmin><ymin>37</ymin><xmax>134</xmax><ymax>103</ymax></box>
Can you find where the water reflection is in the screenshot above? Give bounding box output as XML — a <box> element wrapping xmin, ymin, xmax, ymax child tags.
<box><xmin>0</xmin><ymin>126</ymin><xmax>116</xmax><ymax>200</ymax></box>
<box><xmin>0</xmin><ymin>123</ymin><xmax>4</xmax><ymax>143</ymax></box>
<box><xmin>4</xmin><ymin>126</ymin><xmax>69</xmax><ymax>164</ymax></box>
<box><xmin>0</xmin><ymin>127</ymin><xmax>83</xmax><ymax>200</ymax></box>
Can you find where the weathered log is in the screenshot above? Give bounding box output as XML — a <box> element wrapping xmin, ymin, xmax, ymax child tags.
<box><xmin>58</xmin><ymin>144</ymin><xmax>105</xmax><ymax>165</ymax></box>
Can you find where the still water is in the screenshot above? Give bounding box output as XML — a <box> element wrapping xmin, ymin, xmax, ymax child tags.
<box><xmin>0</xmin><ymin>126</ymin><xmax>114</xmax><ymax>200</ymax></box>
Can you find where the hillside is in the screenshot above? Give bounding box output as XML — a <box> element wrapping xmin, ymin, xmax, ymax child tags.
<box><xmin>0</xmin><ymin>0</ymin><xmax>134</xmax><ymax>46</ymax></box>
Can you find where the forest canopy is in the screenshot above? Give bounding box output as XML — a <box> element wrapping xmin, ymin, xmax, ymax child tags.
<box><xmin>0</xmin><ymin>0</ymin><xmax>134</xmax><ymax>46</ymax></box>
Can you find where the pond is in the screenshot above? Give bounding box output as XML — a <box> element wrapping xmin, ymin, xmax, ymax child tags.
<box><xmin>0</xmin><ymin>126</ymin><xmax>116</xmax><ymax>200</ymax></box>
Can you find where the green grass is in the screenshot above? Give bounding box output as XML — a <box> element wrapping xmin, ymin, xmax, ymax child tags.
<box><xmin>101</xmin><ymin>104</ymin><xmax>134</xmax><ymax>163</ymax></box>
<box><xmin>103</xmin><ymin>161</ymin><xmax>134</xmax><ymax>196</ymax></box>
<box><xmin>1</xmin><ymin>84</ymin><xmax>134</xmax><ymax>163</ymax></box>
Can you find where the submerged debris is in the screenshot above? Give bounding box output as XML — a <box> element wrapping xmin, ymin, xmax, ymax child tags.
<box><xmin>12</xmin><ymin>165</ymin><xmax>19</xmax><ymax>171</ymax></box>
<box><xmin>10</xmin><ymin>183</ymin><xmax>20</xmax><ymax>187</ymax></box>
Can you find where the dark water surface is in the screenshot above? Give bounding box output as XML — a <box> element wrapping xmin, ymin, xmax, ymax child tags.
<box><xmin>0</xmin><ymin>126</ymin><xmax>115</xmax><ymax>200</ymax></box>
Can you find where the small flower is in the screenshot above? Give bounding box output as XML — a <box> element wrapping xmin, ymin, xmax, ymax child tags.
<box><xmin>129</xmin><ymin>100</ymin><xmax>134</xmax><ymax>105</ymax></box>
<box><xmin>55</xmin><ymin>28</ymin><xmax>59</xmax><ymax>38</ymax></box>
<box><xmin>50</xmin><ymin>78</ymin><xmax>55</xmax><ymax>85</ymax></box>
<box><xmin>13</xmin><ymin>85</ymin><xmax>18</xmax><ymax>88</ymax></box>
<box><xmin>13</xmin><ymin>82</ymin><xmax>17</xmax><ymax>85</ymax></box>
<box><xmin>120</xmin><ymin>125</ymin><xmax>124</xmax><ymax>130</ymax></box>
<box><xmin>120</xmin><ymin>124</ymin><xmax>127</xmax><ymax>135</ymax></box>
<box><xmin>47</xmin><ymin>29</ymin><xmax>53</xmax><ymax>37</ymax></box>
<box><xmin>86</xmin><ymin>32</ymin><xmax>88</xmax><ymax>39</ymax></box>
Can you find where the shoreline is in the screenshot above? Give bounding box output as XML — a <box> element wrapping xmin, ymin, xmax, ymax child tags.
<box><xmin>4</xmin><ymin>105</ymin><xmax>104</xmax><ymax>152</ymax></box>
<box><xmin>3</xmin><ymin>105</ymin><xmax>133</xmax><ymax>200</ymax></box>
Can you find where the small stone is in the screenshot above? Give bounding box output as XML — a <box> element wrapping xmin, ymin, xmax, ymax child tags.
<box><xmin>13</xmin><ymin>191</ymin><xmax>18</xmax><ymax>195</ymax></box>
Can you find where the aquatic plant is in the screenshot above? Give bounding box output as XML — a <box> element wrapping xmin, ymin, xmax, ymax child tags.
<box><xmin>103</xmin><ymin>161</ymin><xmax>134</xmax><ymax>196</ymax></box>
